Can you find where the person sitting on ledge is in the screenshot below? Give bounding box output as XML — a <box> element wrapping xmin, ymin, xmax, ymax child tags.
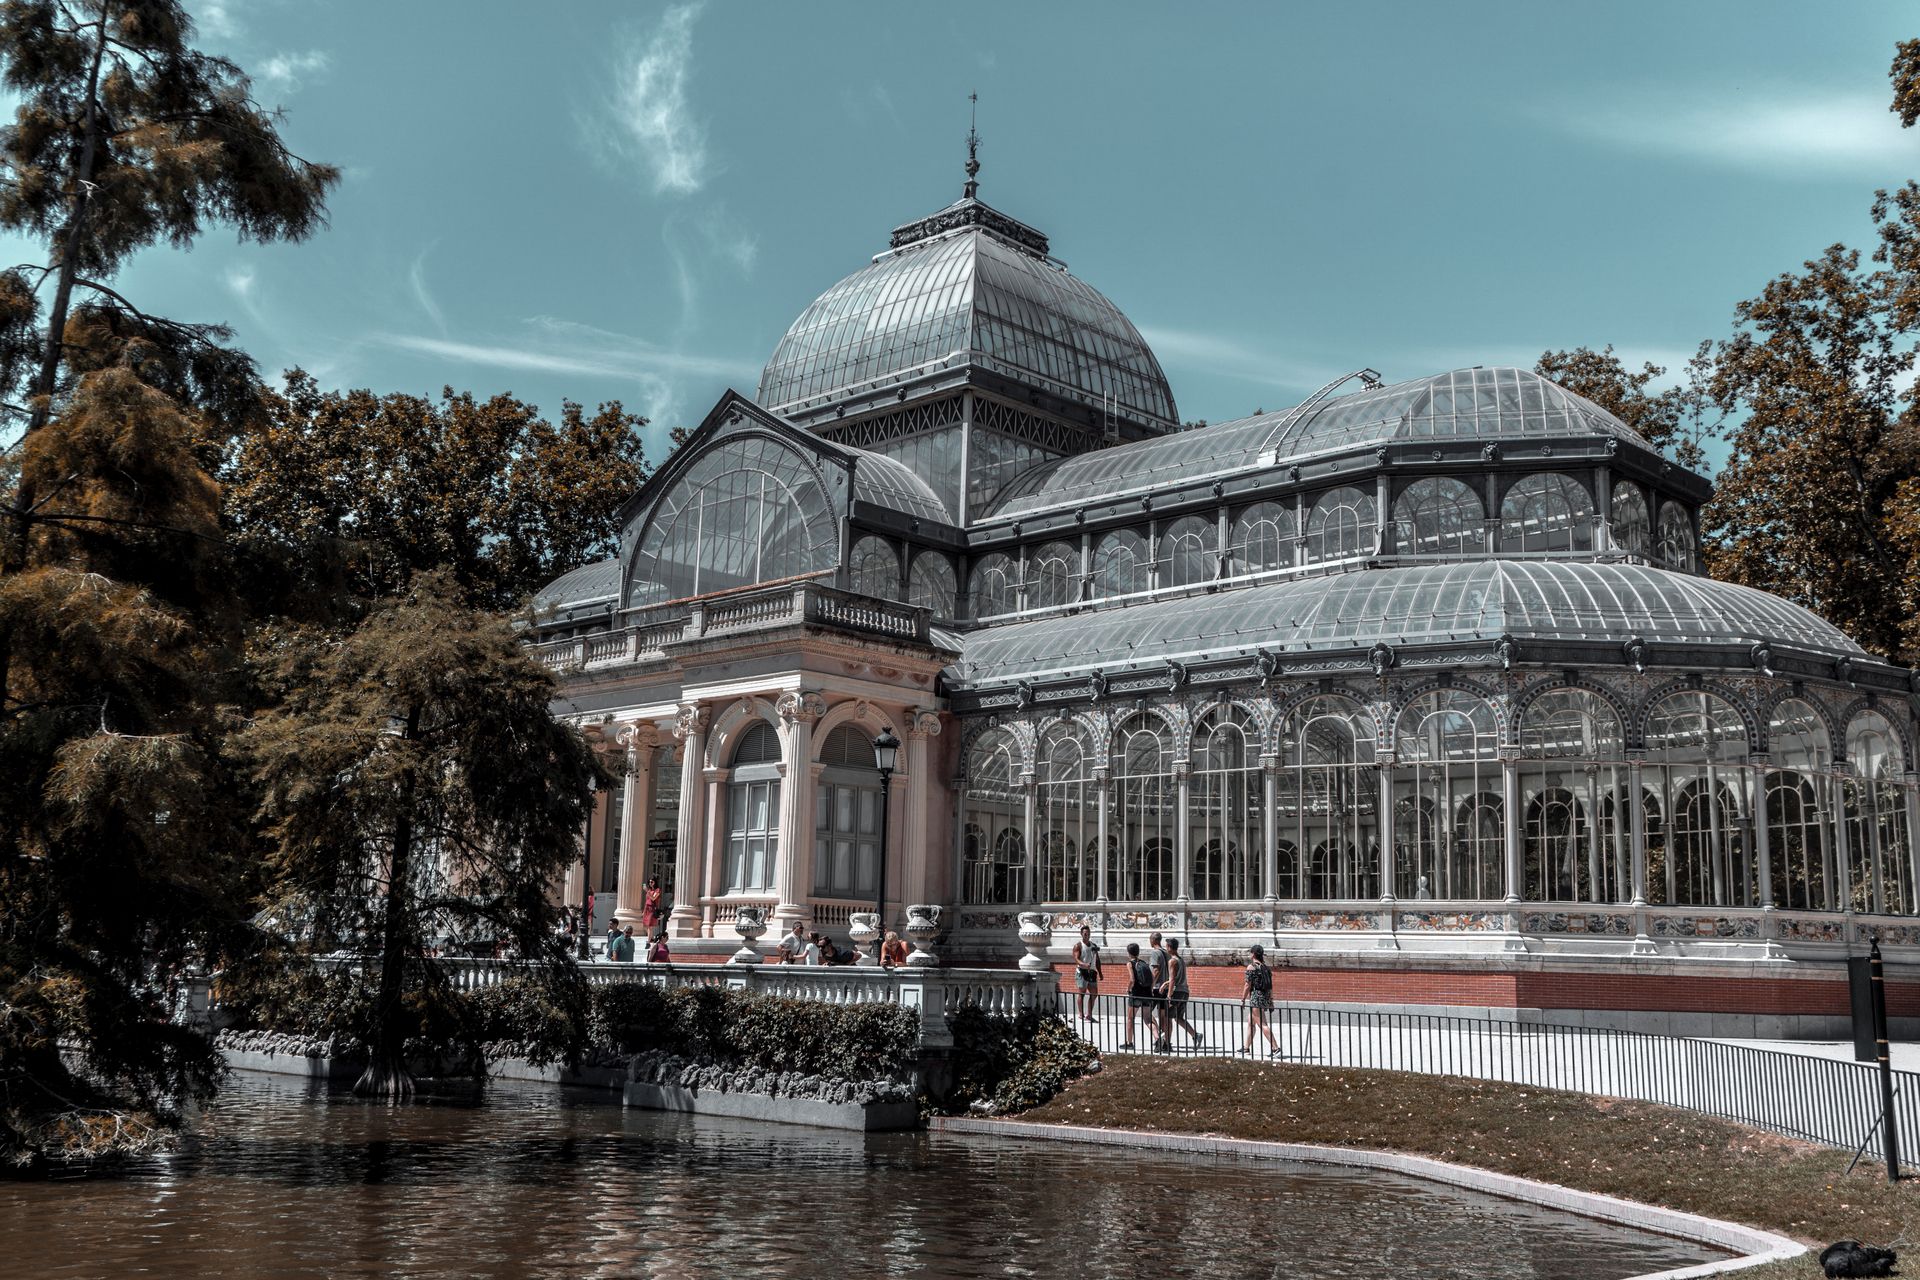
<box><xmin>880</xmin><ymin>931</ymin><xmax>910</xmax><ymax>968</ymax></box>
<box><xmin>819</xmin><ymin>935</ymin><xmax>841</xmax><ymax>965</ymax></box>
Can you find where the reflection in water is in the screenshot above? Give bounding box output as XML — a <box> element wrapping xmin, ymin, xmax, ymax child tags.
<box><xmin>0</xmin><ymin>1075</ymin><xmax>1725</xmax><ymax>1279</ymax></box>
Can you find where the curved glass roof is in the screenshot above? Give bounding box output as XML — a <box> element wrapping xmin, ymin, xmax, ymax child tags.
<box><xmin>948</xmin><ymin>560</ymin><xmax>1863</xmax><ymax>685</ymax></box>
<box><xmin>532</xmin><ymin>557</ymin><xmax>620</xmax><ymax>618</ymax></box>
<box><xmin>757</xmin><ymin>203</ymin><xmax>1178</xmax><ymax>430</ymax></box>
<box><xmin>989</xmin><ymin>367</ymin><xmax>1642</xmax><ymax>519</ymax></box>
<box><xmin>844</xmin><ymin>444</ymin><xmax>951</xmax><ymax>523</ymax></box>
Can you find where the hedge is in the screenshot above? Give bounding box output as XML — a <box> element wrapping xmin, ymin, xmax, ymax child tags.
<box><xmin>942</xmin><ymin>1004</ymin><xmax>1098</xmax><ymax>1114</ymax></box>
<box><xmin>591</xmin><ymin>983</ymin><xmax>919</xmax><ymax>1081</ymax></box>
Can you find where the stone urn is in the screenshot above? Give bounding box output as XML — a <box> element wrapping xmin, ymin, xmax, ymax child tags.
<box><xmin>729</xmin><ymin>905</ymin><xmax>769</xmax><ymax>965</ymax></box>
<box><xmin>1016</xmin><ymin>911</ymin><xmax>1053</xmax><ymax>972</ymax></box>
<box><xmin>848</xmin><ymin>911</ymin><xmax>881</xmax><ymax>966</ymax></box>
<box><xmin>904</xmin><ymin>904</ymin><xmax>941</xmax><ymax>968</ymax></box>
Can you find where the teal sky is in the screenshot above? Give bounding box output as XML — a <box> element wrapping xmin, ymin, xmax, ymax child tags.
<box><xmin>84</xmin><ymin>2</ymin><xmax>1920</xmax><ymax>462</ymax></box>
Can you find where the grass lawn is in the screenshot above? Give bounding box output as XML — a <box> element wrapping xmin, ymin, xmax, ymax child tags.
<box><xmin>1015</xmin><ymin>1055</ymin><xmax>1920</xmax><ymax>1279</ymax></box>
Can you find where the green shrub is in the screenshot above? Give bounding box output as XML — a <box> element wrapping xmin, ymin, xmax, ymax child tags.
<box><xmin>459</xmin><ymin>976</ymin><xmax>589</xmax><ymax>1067</ymax></box>
<box><xmin>943</xmin><ymin>1004</ymin><xmax>1097</xmax><ymax>1114</ymax></box>
<box><xmin>591</xmin><ymin>983</ymin><xmax>918</xmax><ymax>1081</ymax></box>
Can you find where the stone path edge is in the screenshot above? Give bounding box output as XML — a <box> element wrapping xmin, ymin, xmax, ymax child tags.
<box><xmin>930</xmin><ymin>1117</ymin><xmax>1806</xmax><ymax>1280</ymax></box>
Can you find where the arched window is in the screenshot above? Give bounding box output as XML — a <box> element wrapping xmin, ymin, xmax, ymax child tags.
<box><xmin>1026</xmin><ymin>541</ymin><xmax>1080</xmax><ymax>611</ymax></box>
<box><xmin>1277</xmin><ymin>695</ymin><xmax>1378</xmax><ymax>898</ymax></box>
<box><xmin>907</xmin><ymin>552</ymin><xmax>957</xmax><ymax>619</ymax></box>
<box><xmin>963</xmin><ymin>728</ymin><xmax>1023</xmax><ymax>904</ymax></box>
<box><xmin>1656</xmin><ymin>502</ymin><xmax>1696</xmax><ymax>572</ymax></box>
<box><xmin>1845</xmin><ymin>710</ymin><xmax>1912</xmax><ymax>914</ymax></box>
<box><xmin>1304</xmin><ymin>486</ymin><xmax>1376</xmax><ymax>565</ymax></box>
<box><xmin>1090</xmin><ymin>528</ymin><xmax>1152</xmax><ymax>599</ymax></box>
<box><xmin>1610</xmin><ymin>483</ymin><xmax>1651</xmax><ymax>557</ymax></box>
<box><xmin>725</xmin><ymin>719</ymin><xmax>782</xmax><ymax>894</ymax></box>
<box><xmin>1396</xmin><ymin>690</ymin><xmax>1500</xmax><ymax>900</ymax></box>
<box><xmin>630</xmin><ymin>434</ymin><xmax>838</xmax><ymax>605</ymax></box>
<box><xmin>1190</xmin><ymin>706</ymin><xmax>1260</xmax><ymax>899</ymax></box>
<box><xmin>813</xmin><ymin>724</ymin><xmax>884</xmax><ymax>900</ymax></box>
<box><xmin>848</xmin><ymin>535</ymin><xmax>901</xmax><ymax>600</ymax></box>
<box><xmin>1230</xmin><ymin>501</ymin><xmax>1295</xmax><ymax>575</ymax></box>
<box><xmin>1158</xmin><ymin>515</ymin><xmax>1219</xmax><ymax>589</ymax></box>
<box><xmin>1518</xmin><ymin>689</ymin><xmax>1628</xmax><ymax>903</ymax></box>
<box><xmin>1392</xmin><ymin>478</ymin><xmax>1483</xmax><ymax>557</ymax></box>
<box><xmin>1644</xmin><ymin>691</ymin><xmax>1751</xmax><ymax>906</ymax></box>
<box><xmin>1767</xmin><ymin>700</ymin><xmax>1832</xmax><ymax>912</ymax></box>
<box><xmin>1110</xmin><ymin>714</ymin><xmax>1176</xmax><ymax>900</ymax></box>
<box><xmin>1500</xmin><ymin>473</ymin><xmax>1595</xmax><ymax>553</ymax></box>
<box><xmin>968</xmin><ymin>552</ymin><xmax>1018</xmax><ymax>618</ymax></box>
<box><xmin>1036</xmin><ymin>723</ymin><xmax>1095</xmax><ymax>901</ymax></box>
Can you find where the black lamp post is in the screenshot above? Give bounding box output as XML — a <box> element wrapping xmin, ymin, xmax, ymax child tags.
<box><xmin>872</xmin><ymin>728</ymin><xmax>900</xmax><ymax>946</ymax></box>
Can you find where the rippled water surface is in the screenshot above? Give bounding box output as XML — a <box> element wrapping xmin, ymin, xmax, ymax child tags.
<box><xmin>0</xmin><ymin>1075</ymin><xmax>1729</xmax><ymax>1279</ymax></box>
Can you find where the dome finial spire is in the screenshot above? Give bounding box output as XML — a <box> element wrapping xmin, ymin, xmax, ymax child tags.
<box><xmin>964</xmin><ymin>91</ymin><xmax>981</xmax><ymax>199</ymax></box>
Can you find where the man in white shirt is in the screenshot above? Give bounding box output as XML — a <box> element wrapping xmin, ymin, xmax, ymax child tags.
<box><xmin>776</xmin><ymin>921</ymin><xmax>808</xmax><ymax>964</ymax></box>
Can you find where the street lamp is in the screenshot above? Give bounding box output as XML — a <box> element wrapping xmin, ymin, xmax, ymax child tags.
<box><xmin>872</xmin><ymin>728</ymin><xmax>900</xmax><ymax>947</ymax></box>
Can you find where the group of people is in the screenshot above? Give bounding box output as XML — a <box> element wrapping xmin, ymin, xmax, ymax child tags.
<box><xmin>773</xmin><ymin>921</ymin><xmax>911</xmax><ymax>967</ymax></box>
<box><xmin>593</xmin><ymin>876</ymin><xmax>671</xmax><ymax>964</ymax></box>
<box><xmin>1069</xmin><ymin>924</ymin><xmax>1282</xmax><ymax>1056</ymax></box>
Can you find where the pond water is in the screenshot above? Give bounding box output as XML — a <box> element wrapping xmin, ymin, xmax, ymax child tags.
<box><xmin>0</xmin><ymin>1075</ymin><xmax>1729</xmax><ymax>1279</ymax></box>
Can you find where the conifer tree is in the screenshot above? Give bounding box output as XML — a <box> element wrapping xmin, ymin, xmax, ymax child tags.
<box><xmin>242</xmin><ymin>576</ymin><xmax>605</xmax><ymax>1099</ymax></box>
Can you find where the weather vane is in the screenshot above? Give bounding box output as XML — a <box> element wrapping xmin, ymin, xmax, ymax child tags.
<box><xmin>964</xmin><ymin>91</ymin><xmax>980</xmax><ymax>199</ymax></box>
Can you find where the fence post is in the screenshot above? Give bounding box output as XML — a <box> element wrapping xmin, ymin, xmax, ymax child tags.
<box><xmin>898</xmin><ymin>971</ymin><xmax>952</xmax><ymax>1050</ymax></box>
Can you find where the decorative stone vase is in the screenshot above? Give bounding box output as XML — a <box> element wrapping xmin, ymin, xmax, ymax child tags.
<box><xmin>729</xmin><ymin>905</ymin><xmax>768</xmax><ymax>965</ymax></box>
<box><xmin>1016</xmin><ymin>911</ymin><xmax>1053</xmax><ymax>972</ymax></box>
<box><xmin>848</xmin><ymin>911</ymin><xmax>881</xmax><ymax>967</ymax></box>
<box><xmin>904</xmin><ymin>904</ymin><xmax>941</xmax><ymax>968</ymax></box>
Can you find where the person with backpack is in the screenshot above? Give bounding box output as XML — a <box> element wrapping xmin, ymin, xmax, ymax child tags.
<box><xmin>1241</xmin><ymin>942</ymin><xmax>1278</xmax><ymax>1056</ymax></box>
<box><xmin>1159</xmin><ymin>937</ymin><xmax>1202</xmax><ymax>1050</ymax></box>
<box><xmin>1122</xmin><ymin>942</ymin><xmax>1156</xmax><ymax>1050</ymax></box>
<box><xmin>1145</xmin><ymin>931</ymin><xmax>1171</xmax><ymax>1052</ymax></box>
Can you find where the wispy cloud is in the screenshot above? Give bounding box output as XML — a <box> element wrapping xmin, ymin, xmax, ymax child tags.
<box><xmin>1137</xmin><ymin>324</ymin><xmax>1335</xmax><ymax>392</ymax></box>
<box><xmin>1552</xmin><ymin>89</ymin><xmax>1915</xmax><ymax>175</ymax></box>
<box><xmin>408</xmin><ymin>246</ymin><xmax>446</xmax><ymax>337</ymax></box>
<box><xmin>194</xmin><ymin>0</ymin><xmax>239</xmax><ymax>41</ymax></box>
<box><xmin>598</xmin><ymin>2</ymin><xmax>709</xmax><ymax>196</ymax></box>
<box><xmin>258</xmin><ymin>49</ymin><xmax>331</xmax><ymax>93</ymax></box>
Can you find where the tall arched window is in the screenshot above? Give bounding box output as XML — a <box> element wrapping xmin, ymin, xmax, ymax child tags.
<box><xmin>1159</xmin><ymin>515</ymin><xmax>1219</xmax><ymax>589</ymax></box>
<box><xmin>1036</xmin><ymin>723</ymin><xmax>1095</xmax><ymax>901</ymax></box>
<box><xmin>962</xmin><ymin>728</ymin><xmax>1023</xmax><ymax>904</ymax></box>
<box><xmin>1026</xmin><ymin>541</ymin><xmax>1080</xmax><ymax>611</ymax></box>
<box><xmin>1392</xmin><ymin>478</ymin><xmax>1483</xmax><ymax>557</ymax></box>
<box><xmin>1277</xmin><ymin>695</ymin><xmax>1378</xmax><ymax>898</ymax></box>
<box><xmin>968</xmin><ymin>552</ymin><xmax>1018</xmax><ymax>618</ymax></box>
<box><xmin>1190</xmin><ymin>705</ymin><xmax>1261</xmax><ymax>899</ymax></box>
<box><xmin>907</xmin><ymin>552</ymin><xmax>957</xmax><ymax>619</ymax></box>
<box><xmin>1090</xmin><ymin>528</ymin><xmax>1152</xmax><ymax>599</ymax></box>
<box><xmin>1644</xmin><ymin>691</ymin><xmax>1751</xmax><ymax>906</ymax></box>
<box><xmin>1518</xmin><ymin>689</ymin><xmax>1627</xmax><ymax>903</ymax></box>
<box><xmin>1110</xmin><ymin>714</ymin><xmax>1176</xmax><ymax>900</ymax></box>
<box><xmin>848</xmin><ymin>535</ymin><xmax>901</xmax><ymax>600</ymax></box>
<box><xmin>1767</xmin><ymin>700</ymin><xmax>1832</xmax><ymax>911</ymax></box>
<box><xmin>1304</xmin><ymin>487</ymin><xmax>1377</xmax><ymax>565</ymax></box>
<box><xmin>1657</xmin><ymin>502</ymin><xmax>1697</xmax><ymax>572</ymax></box>
<box><xmin>1499</xmin><ymin>473</ymin><xmax>1595</xmax><ymax>553</ymax></box>
<box><xmin>1846</xmin><ymin>711</ymin><xmax>1911</xmax><ymax>914</ymax></box>
<box><xmin>1610</xmin><ymin>483</ymin><xmax>1651</xmax><ymax>557</ymax></box>
<box><xmin>630</xmin><ymin>434</ymin><xmax>838</xmax><ymax>605</ymax></box>
<box><xmin>813</xmin><ymin>724</ymin><xmax>884</xmax><ymax>900</ymax></box>
<box><xmin>1230</xmin><ymin>501</ymin><xmax>1296</xmax><ymax>576</ymax></box>
<box><xmin>725</xmin><ymin>720</ymin><xmax>782</xmax><ymax>895</ymax></box>
<box><xmin>1396</xmin><ymin>690</ymin><xmax>1500</xmax><ymax>899</ymax></box>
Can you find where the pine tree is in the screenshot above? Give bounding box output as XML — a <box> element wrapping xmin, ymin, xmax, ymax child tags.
<box><xmin>242</xmin><ymin>575</ymin><xmax>606</xmax><ymax>1099</ymax></box>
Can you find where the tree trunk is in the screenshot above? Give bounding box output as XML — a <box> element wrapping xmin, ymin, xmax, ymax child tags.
<box><xmin>355</xmin><ymin>705</ymin><xmax>422</xmax><ymax>1100</ymax></box>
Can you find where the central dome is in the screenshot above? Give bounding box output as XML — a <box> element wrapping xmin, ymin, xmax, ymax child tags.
<box><xmin>757</xmin><ymin>195</ymin><xmax>1178</xmax><ymax>436</ymax></box>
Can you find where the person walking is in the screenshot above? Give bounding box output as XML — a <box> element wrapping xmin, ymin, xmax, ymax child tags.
<box><xmin>1122</xmin><ymin>942</ymin><xmax>1155</xmax><ymax>1050</ymax></box>
<box><xmin>1146</xmin><ymin>931</ymin><xmax>1171</xmax><ymax>1052</ymax></box>
<box><xmin>1240</xmin><ymin>943</ymin><xmax>1278</xmax><ymax>1056</ymax></box>
<box><xmin>603</xmin><ymin>918</ymin><xmax>620</xmax><ymax>960</ymax></box>
<box><xmin>1071</xmin><ymin>924</ymin><xmax>1102</xmax><ymax>1023</ymax></box>
<box><xmin>1161</xmin><ymin>937</ymin><xmax>1202</xmax><ymax>1049</ymax></box>
<box><xmin>646</xmin><ymin>932</ymin><xmax>670</xmax><ymax>963</ymax></box>
<box><xmin>609</xmin><ymin>925</ymin><xmax>636</xmax><ymax>963</ymax></box>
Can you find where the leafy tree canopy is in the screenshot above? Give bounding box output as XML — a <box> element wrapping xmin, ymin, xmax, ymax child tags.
<box><xmin>1533</xmin><ymin>344</ymin><xmax>1709</xmax><ymax>470</ymax></box>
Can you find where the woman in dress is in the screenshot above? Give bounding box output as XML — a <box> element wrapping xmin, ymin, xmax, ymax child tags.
<box><xmin>1241</xmin><ymin>943</ymin><xmax>1279</xmax><ymax>1056</ymax></box>
<box><xmin>640</xmin><ymin>876</ymin><xmax>664</xmax><ymax>936</ymax></box>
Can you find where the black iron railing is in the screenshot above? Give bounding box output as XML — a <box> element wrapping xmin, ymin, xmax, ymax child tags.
<box><xmin>1058</xmin><ymin>991</ymin><xmax>1920</xmax><ymax>1163</ymax></box>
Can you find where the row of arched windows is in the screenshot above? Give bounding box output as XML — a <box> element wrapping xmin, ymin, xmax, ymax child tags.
<box><xmin>960</xmin><ymin>690</ymin><xmax>1915</xmax><ymax>915</ymax></box>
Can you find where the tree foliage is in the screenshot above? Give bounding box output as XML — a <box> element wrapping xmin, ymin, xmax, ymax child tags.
<box><xmin>1533</xmin><ymin>345</ymin><xmax>1708</xmax><ymax>470</ymax></box>
<box><xmin>0</xmin><ymin>1</ymin><xmax>332</xmax><ymax>1167</ymax></box>
<box><xmin>225</xmin><ymin>371</ymin><xmax>650</xmax><ymax>616</ymax></box>
<box><xmin>241</xmin><ymin>575</ymin><xmax>605</xmax><ymax>1097</ymax></box>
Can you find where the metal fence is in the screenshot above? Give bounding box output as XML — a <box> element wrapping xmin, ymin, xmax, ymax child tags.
<box><xmin>1059</xmin><ymin>990</ymin><xmax>1920</xmax><ymax>1163</ymax></box>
